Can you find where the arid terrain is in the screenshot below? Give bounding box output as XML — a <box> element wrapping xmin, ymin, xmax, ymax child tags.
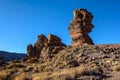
<box><xmin>0</xmin><ymin>8</ymin><xmax>120</xmax><ymax>80</ymax></box>
<box><xmin>0</xmin><ymin>44</ymin><xmax>120</xmax><ymax>80</ymax></box>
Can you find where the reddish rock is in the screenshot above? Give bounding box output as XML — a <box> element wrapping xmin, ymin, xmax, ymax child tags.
<box><xmin>35</xmin><ymin>34</ymin><xmax>48</xmax><ymax>47</ymax></box>
<box><xmin>48</xmin><ymin>34</ymin><xmax>66</xmax><ymax>46</ymax></box>
<box><xmin>27</xmin><ymin>44</ymin><xmax>35</xmax><ymax>58</ymax></box>
<box><xmin>25</xmin><ymin>34</ymin><xmax>66</xmax><ymax>59</ymax></box>
<box><xmin>68</xmin><ymin>8</ymin><xmax>94</xmax><ymax>46</ymax></box>
<box><xmin>34</xmin><ymin>34</ymin><xmax>48</xmax><ymax>58</ymax></box>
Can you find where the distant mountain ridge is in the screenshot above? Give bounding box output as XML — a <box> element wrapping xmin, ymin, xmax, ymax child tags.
<box><xmin>0</xmin><ymin>51</ymin><xmax>25</xmax><ymax>62</ymax></box>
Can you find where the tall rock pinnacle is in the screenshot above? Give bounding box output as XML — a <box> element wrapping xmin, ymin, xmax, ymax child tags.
<box><xmin>68</xmin><ymin>8</ymin><xmax>94</xmax><ymax>46</ymax></box>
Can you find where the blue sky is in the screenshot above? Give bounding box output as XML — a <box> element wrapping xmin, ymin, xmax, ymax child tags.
<box><xmin>0</xmin><ymin>0</ymin><xmax>120</xmax><ymax>53</ymax></box>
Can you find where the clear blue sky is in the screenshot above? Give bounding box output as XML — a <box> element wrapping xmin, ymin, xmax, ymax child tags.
<box><xmin>0</xmin><ymin>0</ymin><xmax>120</xmax><ymax>53</ymax></box>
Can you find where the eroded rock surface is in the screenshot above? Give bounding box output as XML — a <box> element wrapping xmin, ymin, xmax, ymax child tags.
<box><xmin>68</xmin><ymin>8</ymin><xmax>94</xmax><ymax>46</ymax></box>
<box><xmin>25</xmin><ymin>34</ymin><xmax>66</xmax><ymax>59</ymax></box>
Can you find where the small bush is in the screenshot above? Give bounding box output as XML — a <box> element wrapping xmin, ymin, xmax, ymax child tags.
<box><xmin>27</xmin><ymin>58</ymin><xmax>39</xmax><ymax>63</ymax></box>
<box><xmin>12</xmin><ymin>72</ymin><xmax>29</xmax><ymax>80</ymax></box>
<box><xmin>8</xmin><ymin>63</ymin><xmax>26</xmax><ymax>69</ymax></box>
<box><xmin>0</xmin><ymin>71</ymin><xmax>8</xmax><ymax>80</ymax></box>
<box><xmin>66</xmin><ymin>59</ymin><xmax>79</xmax><ymax>67</ymax></box>
<box><xmin>24</xmin><ymin>66</ymin><xmax>34</xmax><ymax>72</ymax></box>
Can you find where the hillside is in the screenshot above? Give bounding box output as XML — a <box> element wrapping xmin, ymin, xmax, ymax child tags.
<box><xmin>0</xmin><ymin>51</ymin><xmax>25</xmax><ymax>62</ymax></box>
<box><xmin>0</xmin><ymin>44</ymin><xmax>120</xmax><ymax>80</ymax></box>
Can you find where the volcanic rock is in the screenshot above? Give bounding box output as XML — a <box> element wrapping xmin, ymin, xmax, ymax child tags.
<box><xmin>25</xmin><ymin>34</ymin><xmax>66</xmax><ymax>59</ymax></box>
<box><xmin>68</xmin><ymin>8</ymin><xmax>94</xmax><ymax>46</ymax></box>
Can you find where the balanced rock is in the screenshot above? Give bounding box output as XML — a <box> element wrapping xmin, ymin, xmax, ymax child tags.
<box><xmin>68</xmin><ymin>8</ymin><xmax>94</xmax><ymax>46</ymax></box>
<box><xmin>25</xmin><ymin>34</ymin><xmax>66</xmax><ymax>59</ymax></box>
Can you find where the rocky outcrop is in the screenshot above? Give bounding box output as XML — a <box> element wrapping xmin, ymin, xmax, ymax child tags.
<box><xmin>25</xmin><ymin>34</ymin><xmax>66</xmax><ymax>59</ymax></box>
<box><xmin>68</xmin><ymin>8</ymin><xmax>94</xmax><ymax>46</ymax></box>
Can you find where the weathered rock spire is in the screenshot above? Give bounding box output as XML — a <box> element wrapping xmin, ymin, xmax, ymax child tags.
<box><xmin>68</xmin><ymin>8</ymin><xmax>94</xmax><ymax>46</ymax></box>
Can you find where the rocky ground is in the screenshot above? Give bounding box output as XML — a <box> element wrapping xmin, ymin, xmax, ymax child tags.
<box><xmin>0</xmin><ymin>44</ymin><xmax>120</xmax><ymax>80</ymax></box>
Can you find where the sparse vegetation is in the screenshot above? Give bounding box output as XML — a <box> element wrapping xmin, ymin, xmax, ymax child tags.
<box><xmin>7</xmin><ymin>63</ymin><xmax>26</xmax><ymax>69</ymax></box>
<box><xmin>0</xmin><ymin>71</ymin><xmax>8</xmax><ymax>80</ymax></box>
<box><xmin>113</xmin><ymin>64</ymin><xmax>120</xmax><ymax>71</ymax></box>
<box><xmin>1</xmin><ymin>44</ymin><xmax>120</xmax><ymax>79</ymax></box>
<box><xmin>27</xmin><ymin>58</ymin><xmax>39</xmax><ymax>63</ymax></box>
<box><xmin>67</xmin><ymin>45</ymin><xmax>72</xmax><ymax>49</ymax></box>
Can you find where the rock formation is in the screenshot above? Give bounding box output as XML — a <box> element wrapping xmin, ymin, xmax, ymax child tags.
<box><xmin>25</xmin><ymin>34</ymin><xmax>66</xmax><ymax>60</ymax></box>
<box><xmin>1</xmin><ymin>9</ymin><xmax>120</xmax><ymax>80</ymax></box>
<box><xmin>68</xmin><ymin>8</ymin><xmax>94</xmax><ymax>46</ymax></box>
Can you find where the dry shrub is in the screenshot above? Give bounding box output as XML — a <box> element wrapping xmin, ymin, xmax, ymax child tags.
<box><xmin>24</xmin><ymin>66</ymin><xmax>34</xmax><ymax>72</ymax></box>
<box><xmin>32</xmin><ymin>65</ymin><xmax>84</xmax><ymax>80</ymax></box>
<box><xmin>113</xmin><ymin>65</ymin><xmax>120</xmax><ymax>71</ymax></box>
<box><xmin>32</xmin><ymin>72</ymin><xmax>52</xmax><ymax>80</ymax></box>
<box><xmin>12</xmin><ymin>72</ymin><xmax>29</xmax><ymax>80</ymax></box>
<box><xmin>81</xmin><ymin>63</ymin><xmax>101</xmax><ymax>75</ymax></box>
<box><xmin>8</xmin><ymin>63</ymin><xmax>26</xmax><ymax>69</ymax></box>
<box><xmin>27</xmin><ymin>58</ymin><xmax>39</xmax><ymax>63</ymax></box>
<box><xmin>32</xmin><ymin>64</ymin><xmax>102</xmax><ymax>80</ymax></box>
<box><xmin>0</xmin><ymin>71</ymin><xmax>8</xmax><ymax>80</ymax></box>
